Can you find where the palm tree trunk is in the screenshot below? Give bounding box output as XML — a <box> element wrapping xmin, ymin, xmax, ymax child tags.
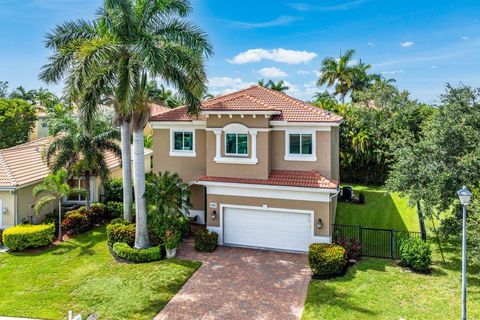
<box><xmin>133</xmin><ymin>129</ymin><xmax>149</xmax><ymax>249</ymax></box>
<box><xmin>120</xmin><ymin>121</ymin><xmax>133</xmax><ymax>222</ymax></box>
<box><xmin>58</xmin><ymin>200</ymin><xmax>62</xmax><ymax>242</ymax></box>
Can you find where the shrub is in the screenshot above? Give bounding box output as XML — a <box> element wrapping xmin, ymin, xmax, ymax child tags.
<box><xmin>399</xmin><ymin>237</ymin><xmax>431</xmax><ymax>272</ymax></box>
<box><xmin>0</xmin><ymin>229</ymin><xmax>3</xmax><ymax>245</ymax></box>
<box><xmin>163</xmin><ymin>229</ymin><xmax>181</xmax><ymax>250</ymax></box>
<box><xmin>107</xmin><ymin>223</ymin><xmax>135</xmax><ymax>247</ymax></box>
<box><xmin>308</xmin><ymin>243</ymin><xmax>347</xmax><ymax>278</ymax></box>
<box><xmin>112</xmin><ymin>242</ymin><xmax>162</xmax><ymax>263</ymax></box>
<box><xmin>104</xmin><ymin>179</ymin><xmax>123</xmax><ymax>202</ymax></box>
<box><xmin>106</xmin><ymin>201</ymin><xmax>123</xmax><ymax>219</ymax></box>
<box><xmin>85</xmin><ymin>203</ymin><xmax>107</xmax><ymax>225</ymax></box>
<box><xmin>335</xmin><ymin>238</ymin><xmax>362</xmax><ymax>261</ymax></box>
<box><xmin>179</xmin><ymin>215</ymin><xmax>190</xmax><ymax>239</ymax></box>
<box><xmin>358</xmin><ymin>192</ymin><xmax>366</xmax><ymax>204</ymax></box>
<box><xmin>194</xmin><ymin>229</ymin><xmax>218</xmax><ymax>252</ymax></box>
<box><xmin>62</xmin><ymin>210</ymin><xmax>88</xmax><ymax>235</ymax></box>
<box><xmin>2</xmin><ymin>224</ymin><xmax>55</xmax><ymax>251</ymax></box>
<box><xmin>110</xmin><ymin>218</ymin><xmax>131</xmax><ymax>226</ymax></box>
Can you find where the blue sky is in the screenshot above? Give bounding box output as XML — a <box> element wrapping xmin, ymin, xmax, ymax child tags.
<box><xmin>0</xmin><ymin>0</ymin><xmax>479</xmax><ymax>103</ymax></box>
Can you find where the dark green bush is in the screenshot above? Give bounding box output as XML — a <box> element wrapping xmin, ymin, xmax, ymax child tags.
<box><xmin>399</xmin><ymin>237</ymin><xmax>431</xmax><ymax>272</ymax></box>
<box><xmin>85</xmin><ymin>203</ymin><xmax>107</xmax><ymax>225</ymax></box>
<box><xmin>107</xmin><ymin>223</ymin><xmax>135</xmax><ymax>247</ymax></box>
<box><xmin>62</xmin><ymin>210</ymin><xmax>88</xmax><ymax>235</ymax></box>
<box><xmin>106</xmin><ymin>201</ymin><xmax>123</xmax><ymax>219</ymax></box>
<box><xmin>358</xmin><ymin>192</ymin><xmax>366</xmax><ymax>204</ymax></box>
<box><xmin>112</xmin><ymin>242</ymin><xmax>162</xmax><ymax>263</ymax></box>
<box><xmin>103</xmin><ymin>179</ymin><xmax>124</xmax><ymax>202</ymax></box>
<box><xmin>308</xmin><ymin>243</ymin><xmax>347</xmax><ymax>278</ymax></box>
<box><xmin>2</xmin><ymin>224</ymin><xmax>55</xmax><ymax>251</ymax></box>
<box><xmin>179</xmin><ymin>215</ymin><xmax>190</xmax><ymax>239</ymax></box>
<box><xmin>194</xmin><ymin>229</ymin><xmax>218</xmax><ymax>252</ymax></box>
<box><xmin>0</xmin><ymin>229</ymin><xmax>3</xmax><ymax>245</ymax></box>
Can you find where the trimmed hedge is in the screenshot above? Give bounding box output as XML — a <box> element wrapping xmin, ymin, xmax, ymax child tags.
<box><xmin>106</xmin><ymin>201</ymin><xmax>123</xmax><ymax>219</ymax></box>
<box><xmin>112</xmin><ymin>242</ymin><xmax>161</xmax><ymax>263</ymax></box>
<box><xmin>194</xmin><ymin>229</ymin><xmax>218</xmax><ymax>252</ymax></box>
<box><xmin>399</xmin><ymin>237</ymin><xmax>431</xmax><ymax>272</ymax></box>
<box><xmin>308</xmin><ymin>243</ymin><xmax>347</xmax><ymax>278</ymax></box>
<box><xmin>2</xmin><ymin>224</ymin><xmax>55</xmax><ymax>251</ymax></box>
<box><xmin>107</xmin><ymin>223</ymin><xmax>135</xmax><ymax>247</ymax></box>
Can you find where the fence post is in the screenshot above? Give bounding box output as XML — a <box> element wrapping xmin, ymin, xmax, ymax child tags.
<box><xmin>391</xmin><ymin>229</ymin><xmax>396</xmax><ymax>260</ymax></box>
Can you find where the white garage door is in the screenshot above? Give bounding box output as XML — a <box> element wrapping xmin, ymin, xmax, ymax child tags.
<box><xmin>223</xmin><ymin>206</ymin><xmax>312</xmax><ymax>252</ymax></box>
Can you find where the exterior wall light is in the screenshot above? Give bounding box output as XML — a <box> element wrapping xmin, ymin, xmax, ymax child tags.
<box><xmin>317</xmin><ymin>218</ymin><xmax>323</xmax><ymax>229</ymax></box>
<box><xmin>211</xmin><ymin>210</ymin><xmax>217</xmax><ymax>221</ymax></box>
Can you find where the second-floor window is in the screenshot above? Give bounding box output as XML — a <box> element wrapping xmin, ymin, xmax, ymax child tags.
<box><xmin>289</xmin><ymin>133</ymin><xmax>312</xmax><ymax>155</ymax></box>
<box><xmin>225</xmin><ymin>133</ymin><xmax>248</xmax><ymax>155</ymax></box>
<box><xmin>174</xmin><ymin>131</ymin><xmax>193</xmax><ymax>151</ymax></box>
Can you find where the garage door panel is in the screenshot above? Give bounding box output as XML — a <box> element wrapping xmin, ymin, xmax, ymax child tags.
<box><xmin>223</xmin><ymin>207</ymin><xmax>311</xmax><ymax>252</ymax></box>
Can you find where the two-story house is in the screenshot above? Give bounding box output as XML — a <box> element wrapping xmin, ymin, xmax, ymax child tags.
<box><xmin>150</xmin><ymin>85</ymin><xmax>342</xmax><ymax>252</ymax></box>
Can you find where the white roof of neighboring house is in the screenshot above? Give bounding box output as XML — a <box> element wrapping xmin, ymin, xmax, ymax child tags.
<box><xmin>0</xmin><ymin>136</ymin><xmax>152</xmax><ymax>188</ymax></box>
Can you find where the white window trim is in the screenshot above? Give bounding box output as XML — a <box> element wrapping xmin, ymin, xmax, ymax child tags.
<box><xmin>224</xmin><ymin>133</ymin><xmax>249</xmax><ymax>157</ymax></box>
<box><xmin>284</xmin><ymin>129</ymin><xmax>317</xmax><ymax>161</ymax></box>
<box><xmin>169</xmin><ymin>129</ymin><xmax>196</xmax><ymax>157</ymax></box>
<box><xmin>213</xmin><ymin>124</ymin><xmax>258</xmax><ymax>165</ymax></box>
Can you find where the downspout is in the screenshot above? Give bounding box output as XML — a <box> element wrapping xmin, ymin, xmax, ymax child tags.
<box><xmin>14</xmin><ymin>191</ymin><xmax>18</xmax><ymax>226</ymax></box>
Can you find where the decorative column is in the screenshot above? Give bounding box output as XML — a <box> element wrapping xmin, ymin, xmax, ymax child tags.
<box><xmin>249</xmin><ymin>129</ymin><xmax>258</xmax><ymax>162</ymax></box>
<box><xmin>213</xmin><ymin>129</ymin><xmax>222</xmax><ymax>161</ymax></box>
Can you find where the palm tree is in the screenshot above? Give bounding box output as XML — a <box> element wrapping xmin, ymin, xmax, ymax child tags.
<box><xmin>40</xmin><ymin>0</ymin><xmax>212</xmax><ymax>249</ymax></box>
<box><xmin>146</xmin><ymin>81</ymin><xmax>183</xmax><ymax>108</ymax></box>
<box><xmin>318</xmin><ymin>49</ymin><xmax>358</xmax><ymax>103</ymax></box>
<box><xmin>145</xmin><ymin>171</ymin><xmax>191</xmax><ymax>238</ymax></box>
<box><xmin>45</xmin><ymin>112</ymin><xmax>121</xmax><ymax>209</ymax></box>
<box><xmin>258</xmin><ymin>79</ymin><xmax>267</xmax><ymax>87</ymax></box>
<box><xmin>267</xmin><ymin>80</ymin><xmax>289</xmax><ymax>92</ymax></box>
<box><xmin>33</xmin><ymin>169</ymin><xmax>86</xmax><ymax>241</ymax></box>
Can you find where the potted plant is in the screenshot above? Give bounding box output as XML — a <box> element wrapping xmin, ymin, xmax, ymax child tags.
<box><xmin>164</xmin><ymin>229</ymin><xmax>181</xmax><ymax>258</ymax></box>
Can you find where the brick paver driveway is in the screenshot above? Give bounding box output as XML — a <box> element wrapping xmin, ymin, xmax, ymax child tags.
<box><xmin>155</xmin><ymin>239</ymin><xmax>311</xmax><ymax>320</ymax></box>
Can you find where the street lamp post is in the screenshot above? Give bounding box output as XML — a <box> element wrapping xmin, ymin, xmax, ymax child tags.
<box><xmin>457</xmin><ymin>186</ymin><xmax>472</xmax><ymax>320</ymax></box>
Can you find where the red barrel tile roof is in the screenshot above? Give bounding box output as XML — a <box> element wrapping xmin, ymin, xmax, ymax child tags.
<box><xmin>197</xmin><ymin>170</ymin><xmax>338</xmax><ymax>189</ymax></box>
<box><xmin>150</xmin><ymin>85</ymin><xmax>342</xmax><ymax>123</ymax></box>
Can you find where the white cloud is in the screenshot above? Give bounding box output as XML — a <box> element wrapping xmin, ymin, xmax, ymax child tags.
<box><xmin>461</xmin><ymin>36</ymin><xmax>469</xmax><ymax>40</ymax></box>
<box><xmin>381</xmin><ymin>70</ymin><xmax>404</xmax><ymax>75</ymax></box>
<box><xmin>222</xmin><ymin>15</ymin><xmax>301</xmax><ymax>29</ymax></box>
<box><xmin>257</xmin><ymin>67</ymin><xmax>288</xmax><ymax>78</ymax></box>
<box><xmin>367</xmin><ymin>41</ymin><xmax>375</xmax><ymax>47</ymax></box>
<box><xmin>207</xmin><ymin>77</ymin><xmax>253</xmax><ymax>95</ymax></box>
<box><xmin>227</xmin><ymin>48</ymin><xmax>317</xmax><ymax>64</ymax></box>
<box><xmin>297</xmin><ymin>70</ymin><xmax>311</xmax><ymax>75</ymax></box>
<box><xmin>430</xmin><ymin>65</ymin><xmax>439</xmax><ymax>69</ymax></box>
<box><xmin>400</xmin><ymin>41</ymin><xmax>414</xmax><ymax>47</ymax></box>
<box><xmin>313</xmin><ymin>70</ymin><xmax>322</xmax><ymax>77</ymax></box>
<box><xmin>288</xmin><ymin>0</ymin><xmax>368</xmax><ymax>12</ymax></box>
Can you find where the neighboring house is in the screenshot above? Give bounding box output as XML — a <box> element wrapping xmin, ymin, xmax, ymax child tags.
<box><xmin>150</xmin><ymin>85</ymin><xmax>342</xmax><ymax>252</ymax></box>
<box><xmin>0</xmin><ymin>137</ymin><xmax>152</xmax><ymax>229</ymax></box>
<box><xmin>29</xmin><ymin>107</ymin><xmax>50</xmax><ymax>141</ymax></box>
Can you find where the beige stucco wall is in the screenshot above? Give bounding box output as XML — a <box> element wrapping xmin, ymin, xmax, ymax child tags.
<box><xmin>190</xmin><ymin>185</ymin><xmax>205</xmax><ymax>211</ymax></box>
<box><xmin>206</xmin><ymin>115</ymin><xmax>270</xmax><ymax>128</ymax></box>
<box><xmin>205</xmin><ymin>194</ymin><xmax>332</xmax><ymax>237</ymax></box>
<box><xmin>152</xmin><ymin>128</ymin><xmax>206</xmax><ymax>182</ymax></box>
<box><xmin>205</xmin><ymin>131</ymin><xmax>270</xmax><ymax>179</ymax></box>
<box><xmin>270</xmin><ymin>130</ymin><xmax>333</xmax><ymax>180</ymax></box>
<box><xmin>0</xmin><ymin>191</ymin><xmax>15</xmax><ymax>228</ymax></box>
<box><xmin>16</xmin><ymin>183</ymin><xmax>57</xmax><ymax>225</ymax></box>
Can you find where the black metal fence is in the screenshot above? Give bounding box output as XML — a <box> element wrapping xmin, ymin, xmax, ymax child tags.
<box><xmin>332</xmin><ymin>224</ymin><xmax>424</xmax><ymax>260</ymax></box>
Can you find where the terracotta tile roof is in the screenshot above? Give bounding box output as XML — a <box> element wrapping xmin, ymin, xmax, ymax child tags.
<box><xmin>150</xmin><ymin>85</ymin><xmax>342</xmax><ymax>123</ymax></box>
<box><xmin>197</xmin><ymin>170</ymin><xmax>339</xmax><ymax>190</ymax></box>
<box><xmin>149</xmin><ymin>103</ymin><xmax>172</xmax><ymax>117</ymax></box>
<box><xmin>0</xmin><ymin>137</ymin><xmax>152</xmax><ymax>188</ymax></box>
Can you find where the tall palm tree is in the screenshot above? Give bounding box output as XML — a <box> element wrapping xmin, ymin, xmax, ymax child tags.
<box><xmin>146</xmin><ymin>81</ymin><xmax>183</xmax><ymax>108</ymax></box>
<box><xmin>267</xmin><ymin>80</ymin><xmax>289</xmax><ymax>92</ymax></box>
<box><xmin>318</xmin><ymin>49</ymin><xmax>358</xmax><ymax>103</ymax></box>
<box><xmin>33</xmin><ymin>169</ymin><xmax>86</xmax><ymax>241</ymax></box>
<box><xmin>40</xmin><ymin>0</ymin><xmax>212</xmax><ymax>249</ymax></box>
<box><xmin>45</xmin><ymin>113</ymin><xmax>121</xmax><ymax>209</ymax></box>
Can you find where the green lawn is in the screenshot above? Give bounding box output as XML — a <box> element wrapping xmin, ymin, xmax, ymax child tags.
<box><xmin>0</xmin><ymin>227</ymin><xmax>200</xmax><ymax>320</ymax></box>
<box><xmin>303</xmin><ymin>184</ymin><xmax>479</xmax><ymax>319</ymax></box>
<box><xmin>335</xmin><ymin>184</ymin><xmax>420</xmax><ymax>231</ymax></box>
